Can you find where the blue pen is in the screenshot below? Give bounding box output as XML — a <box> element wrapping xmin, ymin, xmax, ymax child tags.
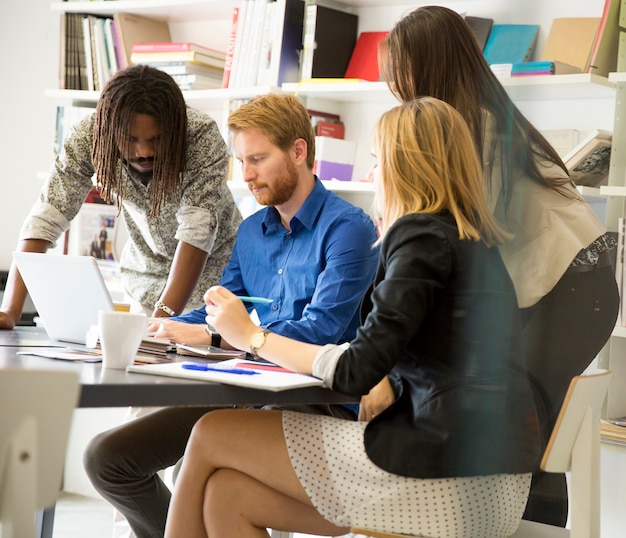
<box><xmin>181</xmin><ymin>362</ymin><xmax>259</xmax><ymax>375</ymax></box>
<box><xmin>236</xmin><ymin>296</ymin><xmax>273</xmax><ymax>304</ymax></box>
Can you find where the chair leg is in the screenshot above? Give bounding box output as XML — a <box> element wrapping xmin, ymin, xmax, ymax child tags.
<box><xmin>0</xmin><ymin>417</ymin><xmax>38</xmax><ymax>538</ymax></box>
<box><xmin>522</xmin><ymin>471</ymin><xmax>568</xmax><ymax>527</ymax></box>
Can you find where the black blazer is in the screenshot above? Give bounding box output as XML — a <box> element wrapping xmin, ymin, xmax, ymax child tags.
<box><xmin>332</xmin><ymin>212</ymin><xmax>541</xmax><ymax>478</ymax></box>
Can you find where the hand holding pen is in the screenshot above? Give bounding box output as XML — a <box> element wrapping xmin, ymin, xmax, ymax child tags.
<box><xmin>204</xmin><ymin>286</ymin><xmax>263</xmax><ymax>354</ymax></box>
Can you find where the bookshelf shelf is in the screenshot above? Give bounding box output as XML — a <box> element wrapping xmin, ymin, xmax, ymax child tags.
<box><xmin>282</xmin><ymin>80</ymin><xmax>395</xmax><ymax>104</ymax></box>
<box><xmin>611</xmin><ymin>326</ymin><xmax>626</xmax><ymax>338</ymax></box>
<box><xmin>497</xmin><ymin>73</ymin><xmax>615</xmax><ymax>101</ymax></box>
<box><xmin>600</xmin><ymin>186</ymin><xmax>626</xmax><ymax>197</ymax></box>
<box><xmin>282</xmin><ymin>74</ymin><xmax>615</xmax><ymax>104</ymax></box>
<box><xmin>44</xmin><ymin>87</ymin><xmax>280</xmax><ymax>108</ymax></box>
<box><xmin>50</xmin><ymin>0</ymin><xmax>233</xmax><ymax>20</ymax></box>
<box><xmin>576</xmin><ymin>186</ymin><xmax>603</xmax><ymax>198</ymax></box>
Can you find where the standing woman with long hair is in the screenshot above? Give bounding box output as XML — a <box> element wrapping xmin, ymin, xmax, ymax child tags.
<box><xmin>381</xmin><ymin>5</ymin><xmax>619</xmax><ymax>525</ymax></box>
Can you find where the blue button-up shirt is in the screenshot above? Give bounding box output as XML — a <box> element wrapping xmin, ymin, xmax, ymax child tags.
<box><xmin>174</xmin><ymin>178</ymin><xmax>379</xmax><ymax>346</ymax></box>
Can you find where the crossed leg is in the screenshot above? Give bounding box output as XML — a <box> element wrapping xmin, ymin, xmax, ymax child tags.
<box><xmin>164</xmin><ymin>408</ymin><xmax>349</xmax><ymax>538</ymax></box>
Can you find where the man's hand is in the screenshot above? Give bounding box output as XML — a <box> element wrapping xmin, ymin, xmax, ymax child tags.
<box><xmin>359</xmin><ymin>376</ymin><xmax>396</xmax><ymax>422</ymax></box>
<box><xmin>150</xmin><ymin>320</ymin><xmax>211</xmax><ymax>345</ymax></box>
<box><xmin>0</xmin><ymin>312</ymin><xmax>17</xmax><ymax>330</ymax></box>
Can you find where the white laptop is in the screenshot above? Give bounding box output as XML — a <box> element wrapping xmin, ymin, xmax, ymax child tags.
<box><xmin>13</xmin><ymin>252</ymin><xmax>116</xmax><ymax>344</ymax></box>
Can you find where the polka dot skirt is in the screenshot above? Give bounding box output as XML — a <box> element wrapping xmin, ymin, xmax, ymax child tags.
<box><xmin>282</xmin><ymin>411</ymin><xmax>531</xmax><ymax>538</ymax></box>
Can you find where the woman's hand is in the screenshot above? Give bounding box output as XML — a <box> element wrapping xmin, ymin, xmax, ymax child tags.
<box><xmin>359</xmin><ymin>376</ymin><xmax>396</xmax><ymax>422</ymax></box>
<box><xmin>150</xmin><ymin>320</ymin><xmax>211</xmax><ymax>345</ymax></box>
<box><xmin>204</xmin><ymin>286</ymin><xmax>258</xmax><ymax>352</ymax></box>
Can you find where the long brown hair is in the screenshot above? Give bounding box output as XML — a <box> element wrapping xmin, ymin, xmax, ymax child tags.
<box><xmin>375</xmin><ymin>98</ymin><xmax>510</xmax><ymax>247</ymax></box>
<box><xmin>92</xmin><ymin>65</ymin><xmax>187</xmax><ymax>217</ymax></box>
<box><xmin>381</xmin><ymin>6</ymin><xmax>576</xmax><ymax>206</ymax></box>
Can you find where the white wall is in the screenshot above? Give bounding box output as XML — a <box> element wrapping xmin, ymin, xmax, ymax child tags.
<box><xmin>0</xmin><ymin>0</ymin><xmax>59</xmax><ymax>271</ymax></box>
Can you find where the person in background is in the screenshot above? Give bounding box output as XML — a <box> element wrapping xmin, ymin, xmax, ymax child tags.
<box><xmin>164</xmin><ymin>97</ymin><xmax>541</xmax><ymax>538</ymax></box>
<box><xmin>0</xmin><ymin>65</ymin><xmax>241</xmax><ymax>325</ymax></box>
<box><xmin>83</xmin><ymin>93</ymin><xmax>379</xmax><ymax>538</ymax></box>
<box><xmin>380</xmin><ymin>5</ymin><xmax>619</xmax><ymax>526</ymax></box>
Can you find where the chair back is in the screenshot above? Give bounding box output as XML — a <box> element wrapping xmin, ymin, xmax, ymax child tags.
<box><xmin>0</xmin><ymin>369</ymin><xmax>80</xmax><ymax>538</ymax></box>
<box><xmin>511</xmin><ymin>370</ymin><xmax>612</xmax><ymax>538</ymax></box>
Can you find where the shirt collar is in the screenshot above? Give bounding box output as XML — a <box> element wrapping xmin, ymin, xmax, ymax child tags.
<box><xmin>262</xmin><ymin>177</ymin><xmax>328</xmax><ymax>234</ymax></box>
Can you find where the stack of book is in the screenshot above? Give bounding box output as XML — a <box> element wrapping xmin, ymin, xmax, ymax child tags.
<box><xmin>130</xmin><ymin>42</ymin><xmax>226</xmax><ymax>90</ymax></box>
<box><xmin>223</xmin><ymin>0</ymin><xmax>305</xmax><ymax>89</ymax></box>
<box><xmin>60</xmin><ymin>13</ymin><xmax>122</xmax><ymax>91</ymax></box>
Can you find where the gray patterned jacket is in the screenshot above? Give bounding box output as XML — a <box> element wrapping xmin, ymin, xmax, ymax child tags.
<box><xmin>20</xmin><ymin>107</ymin><xmax>242</xmax><ymax>309</ymax></box>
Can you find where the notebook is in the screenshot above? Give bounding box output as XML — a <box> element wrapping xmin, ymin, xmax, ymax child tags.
<box><xmin>127</xmin><ymin>359</ymin><xmax>325</xmax><ymax>392</ymax></box>
<box><xmin>13</xmin><ymin>252</ymin><xmax>115</xmax><ymax>344</ymax></box>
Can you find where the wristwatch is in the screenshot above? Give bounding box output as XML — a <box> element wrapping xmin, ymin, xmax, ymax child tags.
<box><xmin>205</xmin><ymin>325</ymin><xmax>221</xmax><ymax>348</ymax></box>
<box><xmin>250</xmin><ymin>329</ymin><xmax>269</xmax><ymax>357</ymax></box>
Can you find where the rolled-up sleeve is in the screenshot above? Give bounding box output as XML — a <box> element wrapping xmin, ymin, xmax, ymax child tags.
<box><xmin>175</xmin><ymin>205</ymin><xmax>219</xmax><ymax>253</ymax></box>
<box><xmin>19</xmin><ymin>202</ymin><xmax>71</xmax><ymax>247</ymax></box>
<box><xmin>312</xmin><ymin>342</ymin><xmax>350</xmax><ymax>387</ymax></box>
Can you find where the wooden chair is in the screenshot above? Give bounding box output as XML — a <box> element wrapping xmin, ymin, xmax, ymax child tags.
<box><xmin>351</xmin><ymin>370</ymin><xmax>612</xmax><ymax>538</ymax></box>
<box><xmin>0</xmin><ymin>369</ymin><xmax>80</xmax><ymax>538</ymax></box>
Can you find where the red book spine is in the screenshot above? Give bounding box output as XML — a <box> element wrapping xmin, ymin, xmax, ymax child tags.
<box><xmin>222</xmin><ymin>7</ymin><xmax>239</xmax><ymax>89</ymax></box>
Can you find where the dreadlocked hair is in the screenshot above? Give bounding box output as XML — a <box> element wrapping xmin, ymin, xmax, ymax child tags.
<box><xmin>92</xmin><ymin>65</ymin><xmax>188</xmax><ymax>217</ymax></box>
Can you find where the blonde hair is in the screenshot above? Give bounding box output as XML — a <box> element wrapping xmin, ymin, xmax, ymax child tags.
<box><xmin>374</xmin><ymin>98</ymin><xmax>511</xmax><ymax>246</ymax></box>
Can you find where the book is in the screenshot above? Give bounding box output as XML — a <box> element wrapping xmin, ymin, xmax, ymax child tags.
<box><xmin>127</xmin><ymin>358</ymin><xmax>325</xmax><ymax>391</ymax></box>
<box><xmin>264</xmin><ymin>0</ymin><xmax>305</xmax><ymax>86</ymax></box>
<box><xmin>465</xmin><ymin>15</ymin><xmax>494</xmax><ymax>51</ymax></box>
<box><xmin>113</xmin><ymin>13</ymin><xmax>171</xmax><ymax>69</ymax></box>
<box><xmin>344</xmin><ymin>31</ymin><xmax>389</xmax><ymax>81</ymax></box>
<box><xmin>540</xmin><ymin>17</ymin><xmax>601</xmax><ymax>72</ymax></box>
<box><xmin>315</xmin><ymin>120</ymin><xmax>344</xmax><ymax>139</ymax></box>
<box><xmin>601</xmin><ymin>420</ymin><xmax>626</xmax><ymax>443</ymax></box>
<box><xmin>483</xmin><ymin>24</ymin><xmax>540</xmax><ymax>65</ymax></box>
<box><xmin>131</xmin><ymin>42</ymin><xmax>226</xmax><ymax>60</ymax></box>
<box><xmin>563</xmin><ymin>129</ymin><xmax>612</xmax><ymax>187</ymax></box>
<box><xmin>170</xmin><ymin>73</ymin><xmax>223</xmax><ymax>90</ymax></box>
<box><xmin>300</xmin><ymin>2</ymin><xmax>358</xmax><ymax>80</ymax></box>
<box><xmin>175</xmin><ymin>344</ymin><xmax>246</xmax><ymax>359</ymax></box>
<box><xmin>228</xmin><ymin>0</ymin><xmax>252</xmax><ymax>88</ymax></box>
<box><xmin>82</xmin><ymin>16</ymin><xmax>96</xmax><ymax>91</ymax></box>
<box><xmin>239</xmin><ymin>0</ymin><xmax>271</xmax><ymax>87</ymax></box>
<box><xmin>222</xmin><ymin>6</ymin><xmax>239</xmax><ymax>88</ymax></box>
<box><xmin>618</xmin><ymin>30</ymin><xmax>626</xmax><ymax>71</ymax></box>
<box><xmin>588</xmin><ymin>0</ymin><xmax>621</xmax><ymax>76</ymax></box>
<box><xmin>130</xmin><ymin>50</ymin><xmax>226</xmax><ymax>69</ymax></box>
<box><xmin>615</xmin><ymin>217</ymin><xmax>624</xmax><ymax>326</ymax></box>
<box><xmin>142</xmin><ymin>60</ymin><xmax>224</xmax><ymax>78</ymax></box>
<box><xmin>255</xmin><ymin>0</ymin><xmax>277</xmax><ymax>86</ymax></box>
<box><xmin>490</xmin><ymin>60</ymin><xmax>582</xmax><ymax>77</ymax></box>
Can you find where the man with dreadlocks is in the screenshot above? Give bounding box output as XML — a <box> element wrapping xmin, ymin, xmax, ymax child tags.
<box><xmin>0</xmin><ymin>65</ymin><xmax>241</xmax><ymax>326</ymax></box>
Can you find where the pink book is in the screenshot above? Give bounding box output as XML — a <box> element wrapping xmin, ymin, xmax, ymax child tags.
<box><xmin>222</xmin><ymin>7</ymin><xmax>239</xmax><ymax>88</ymax></box>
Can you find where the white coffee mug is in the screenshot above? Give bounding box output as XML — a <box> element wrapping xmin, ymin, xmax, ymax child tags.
<box><xmin>98</xmin><ymin>310</ymin><xmax>147</xmax><ymax>369</ymax></box>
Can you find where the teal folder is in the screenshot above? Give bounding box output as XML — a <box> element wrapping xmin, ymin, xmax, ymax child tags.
<box><xmin>484</xmin><ymin>24</ymin><xmax>540</xmax><ymax>65</ymax></box>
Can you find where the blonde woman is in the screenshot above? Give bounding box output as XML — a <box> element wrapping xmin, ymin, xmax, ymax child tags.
<box><xmin>164</xmin><ymin>98</ymin><xmax>541</xmax><ymax>538</ymax></box>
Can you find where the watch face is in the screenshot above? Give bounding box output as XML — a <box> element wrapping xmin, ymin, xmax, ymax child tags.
<box><xmin>251</xmin><ymin>331</ymin><xmax>266</xmax><ymax>349</ymax></box>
